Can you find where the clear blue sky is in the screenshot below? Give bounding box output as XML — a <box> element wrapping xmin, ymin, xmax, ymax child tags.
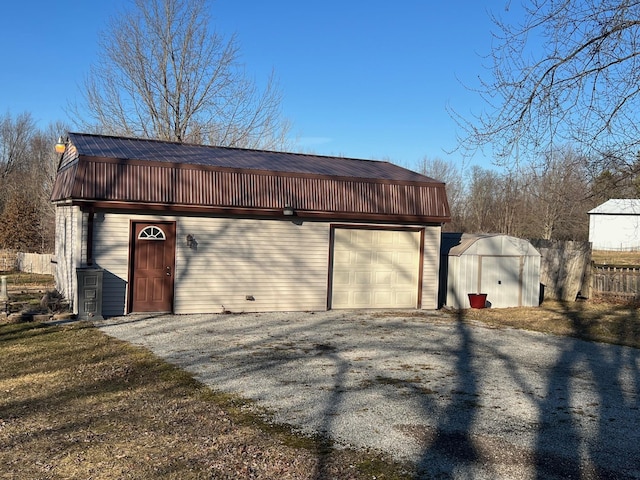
<box><xmin>0</xmin><ymin>0</ymin><xmax>512</xmax><ymax>171</ymax></box>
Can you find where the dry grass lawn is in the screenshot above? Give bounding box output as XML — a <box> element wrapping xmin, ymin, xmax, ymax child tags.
<box><xmin>0</xmin><ymin>321</ymin><xmax>411</xmax><ymax>479</ymax></box>
<box><xmin>592</xmin><ymin>249</ymin><xmax>640</xmax><ymax>266</ymax></box>
<box><xmin>453</xmin><ymin>299</ymin><xmax>640</xmax><ymax>349</ymax></box>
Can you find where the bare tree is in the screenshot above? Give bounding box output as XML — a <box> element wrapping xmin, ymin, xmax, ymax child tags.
<box><xmin>526</xmin><ymin>147</ymin><xmax>591</xmax><ymax>240</ymax></box>
<box><xmin>0</xmin><ymin>113</ymin><xmax>62</xmax><ymax>252</ymax></box>
<box><xmin>465</xmin><ymin>166</ymin><xmax>504</xmax><ymax>233</ymax></box>
<box><xmin>74</xmin><ymin>0</ymin><xmax>290</xmax><ymax>149</ymax></box>
<box><xmin>27</xmin><ymin>121</ymin><xmax>69</xmax><ymax>252</ymax></box>
<box><xmin>418</xmin><ymin>156</ymin><xmax>466</xmax><ymax>231</ymax></box>
<box><xmin>0</xmin><ymin>189</ymin><xmax>43</xmax><ymax>252</ymax></box>
<box><xmin>0</xmin><ymin>112</ymin><xmax>36</xmax><ymax>181</ymax></box>
<box><xmin>494</xmin><ymin>172</ymin><xmax>528</xmax><ymax>237</ymax></box>
<box><xmin>588</xmin><ymin>151</ymin><xmax>640</xmax><ymax>202</ymax></box>
<box><xmin>455</xmin><ymin>0</ymin><xmax>640</xmax><ymax>168</ymax></box>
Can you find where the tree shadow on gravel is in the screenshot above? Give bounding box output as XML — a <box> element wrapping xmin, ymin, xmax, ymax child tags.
<box><xmin>414</xmin><ymin>310</ymin><xmax>481</xmax><ymax>478</ymax></box>
<box><xmin>412</xmin><ymin>302</ymin><xmax>640</xmax><ymax>479</ymax></box>
<box><xmin>96</xmin><ymin>304</ymin><xmax>640</xmax><ymax>479</ymax></box>
<box><xmin>531</xmin><ymin>302</ymin><xmax>640</xmax><ymax>480</ymax></box>
<box><xmin>309</xmin><ymin>343</ymin><xmax>349</xmax><ymax>480</ymax></box>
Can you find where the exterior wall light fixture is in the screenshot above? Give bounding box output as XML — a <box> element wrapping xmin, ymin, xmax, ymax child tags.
<box><xmin>186</xmin><ymin>234</ymin><xmax>197</xmax><ymax>249</ymax></box>
<box><xmin>55</xmin><ymin>136</ymin><xmax>67</xmax><ymax>154</ymax></box>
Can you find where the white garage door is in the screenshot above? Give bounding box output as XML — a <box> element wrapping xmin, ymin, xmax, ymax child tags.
<box><xmin>331</xmin><ymin>228</ymin><xmax>421</xmax><ymax>308</ymax></box>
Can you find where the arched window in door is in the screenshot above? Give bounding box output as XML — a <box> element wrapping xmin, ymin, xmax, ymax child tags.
<box><xmin>137</xmin><ymin>225</ymin><xmax>166</xmax><ymax>240</ymax></box>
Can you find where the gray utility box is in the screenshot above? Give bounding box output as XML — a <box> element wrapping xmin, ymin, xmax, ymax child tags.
<box><xmin>76</xmin><ymin>268</ymin><xmax>104</xmax><ymax>320</ymax></box>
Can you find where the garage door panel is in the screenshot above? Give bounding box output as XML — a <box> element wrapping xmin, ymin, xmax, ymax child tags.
<box><xmin>331</xmin><ymin>228</ymin><xmax>421</xmax><ymax>309</ymax></box>
<box><xmin>376</xmin><ymin>251</ymin><xmax>393</xmax><ymax>264</ymax></box>
<box><xmin>355</xmin><ymin>271</ymin><xmax>373</xmax><ymax>284</ymax></box>
<box><xmin>397</xmin><ymin>251</ymin><xmax>417</xmax><ymax>265</ymax></box>
<box><xmin>395</xmin><ymin>291</ymin><xmax>416</xmax><ymax>305</ymax></box>
<box><xmin>395</xmin><ymin>233</ymin><xmax>415</xmax><ymax>246</ymax></box>
<box><xmin>374</xmin><ymin>291</ymin><xmax>393</xmax><ymax>306</ymax></box>
<box><xmin>395</xmin><ymin>273</ymin><xmax>416</xmax><ymax>286</ymax></box>
<box><xmin>378</xmin><ymin>233</ymin><xmax>394</xmax><ymax>245</ymax></box>
<box><xmin>355</xmin><ymin>251</ymin><xmax>373</xmax><ymax>264</ymax></box>
<box><xmin>332</xmin><ymin>291</ymin><xmax>349</xmax><ymax>305</ymax></box>
<box><xmin>334</xmin><ymin>250</ymin><xmax>352</xmax><ymax>265</ymax></box>
<box><xmin>353</xmin><ymin>291</ymin><xmax>373</xmax><ymax>306</ymax></box>
<box><xmin>374</xmin><ymin>271</ymin><xmax>392</xmax><ymax>285</ymax></box>
<box><xmin>356</xmin><ymin>230</ymin><xmax>374</xmax><ymax>244</ymax></box>
<box><xmin>333</xmin><ymin>271</ymin><xmax>351</xmax><ymax>285</ymax></box>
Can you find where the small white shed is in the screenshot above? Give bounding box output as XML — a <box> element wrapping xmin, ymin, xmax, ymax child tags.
<box><xmin>588</xmin><ymin>199</ymin><xmax>640</xmax><ymax>251</ymax></box>
<box><xmin>440</xmin><ymin>233</ymin><xmax>541</xmax><ymax>309</ymax></box>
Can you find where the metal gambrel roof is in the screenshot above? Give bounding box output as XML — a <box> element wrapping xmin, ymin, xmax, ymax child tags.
<box><xmin>51</xmin><ymin>133</ymin><xmax>451</xmax><ymax>223</ymax></box>
<box><xmin>60</xmin><ymin>133</ymin><xmax>436</xmax><ymax>181</ymax></box>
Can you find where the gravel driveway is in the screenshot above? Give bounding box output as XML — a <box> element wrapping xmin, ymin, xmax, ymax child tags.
<box><xmin>94</xmin><ymin>310</ymin><xmax>640</xmax><ymax>479</ymax></box>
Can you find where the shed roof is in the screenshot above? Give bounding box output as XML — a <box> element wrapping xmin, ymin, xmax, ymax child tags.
<box><xmin>588</xmin><ymin>198</ymin><xmax>640</xmax><ymax>215</ymax></box>
<box><xmin>441</xmin><ymin>233</ymin><xmax>540</xmax><ymax>257</ymax></box>
<box><xmin>51</xmin><ymin>133</ymin><xmax>450</xmax><ymax>223</ymax></box>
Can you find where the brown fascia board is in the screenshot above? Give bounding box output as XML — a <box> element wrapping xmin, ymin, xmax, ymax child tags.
<box><xmin>72</xmin><ymin>199</ymin><xmax>451</xmax><ymax>224</ymax></box>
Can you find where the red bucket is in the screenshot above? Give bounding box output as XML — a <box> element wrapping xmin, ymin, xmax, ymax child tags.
<box><xmin>468</xmin><ymin>293</ymin><xmax>487</xmax><ymax>309</ymax></box>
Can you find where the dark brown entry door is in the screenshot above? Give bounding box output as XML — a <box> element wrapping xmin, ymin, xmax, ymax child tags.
<box><xmin>130</xmin><ymin>222</ymin><xmax>176</xmax><ymax>312</ymax></box>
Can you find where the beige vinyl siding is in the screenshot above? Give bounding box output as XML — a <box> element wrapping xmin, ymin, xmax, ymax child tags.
<box><xmin>92</xmin><ymin>213</ymin><xmax>133</xmax><ymax>316</ymax></box>
<box><xmin>91</xmin><ymin>212</ymin><xmax>443</xmax><ymax>315</ymax></box>
<box><xmin>54</xmin><ymin>205</ymin><xmax>75</xmax><ymax>307</ymax></box>
<box><xmin>420</xmin><ymin>225</ymin><xmax>441</xmax><ymax>309</ymax></box>
<box><xmin>174</xmin><ymin>217</ymin><xmax>329</xmax><ymax>313</ymax></box>
<box><xmin>92</xmin><ymin>213</ymin><xmax>331</xmax><ymax>315</ymax></box>
<box><xmin>54</xmin><ymin>205</ymin><xmax>87</xmax><ymax>313</ymax></box>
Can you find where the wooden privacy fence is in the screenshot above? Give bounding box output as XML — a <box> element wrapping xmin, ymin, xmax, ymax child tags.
<box><xmin>591</xmin><ymin>264</ymin><xmax>640</xmax><ymax>299</ymax></box>
<box><xmin>530</xmin><ymin>239</ymin><xmax>592</xmax><ymax>301</ymax></box>
<box><xmin>17</xmin><ymin>253</ymin><xmax>55</xmax><ymax>275</ymax></box>
<box><xmin>0</xmin><ymin>250</ymin><xmax>55</xmax><ymax>275</ymax></box>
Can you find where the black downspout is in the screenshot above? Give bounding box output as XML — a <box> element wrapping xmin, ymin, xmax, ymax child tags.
<box><xmin>87</xmin><ymin>210</ymin><xmax>94</xmax><ymax>266</ymax></box>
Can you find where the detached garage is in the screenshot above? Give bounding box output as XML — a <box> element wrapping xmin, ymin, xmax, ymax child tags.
<box><xmin>51</xmin><ymin>133</ymin><xmax>450</xmax><ymax>316</ymax></box>
<box><xmin>440</xmin><ymin>233</ymin><xmax>541</xmax><ymax>309</ymax></box>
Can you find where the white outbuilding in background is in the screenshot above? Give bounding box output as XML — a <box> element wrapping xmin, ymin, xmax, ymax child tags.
<box><xmin>440</xmin><ymin>233</ymin><xmax>541</xmax><ymax>309</ymax></box>
<box><xmin>588</xmin><ymin>199</ymin><xmax>640</xmax><ymax>251</ymax></box>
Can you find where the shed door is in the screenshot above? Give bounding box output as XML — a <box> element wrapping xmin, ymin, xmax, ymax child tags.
<box><xmin>130</xmin><ymin>222</ymin><xmax>176</xmax><ymax>312</ymax></box>
<box><xmin>480</xmin><ymin>256</ymin><xmax>522</xmax><ymax>308</ymax></box>
<box><xmin>331</xmin><ymin>228</ymin><xmax>421</xmax><ymax>309</ymax></box>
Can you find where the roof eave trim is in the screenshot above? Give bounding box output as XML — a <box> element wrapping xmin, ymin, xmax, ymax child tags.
<box><xmin>71</xmin><ymin>200</ymin><xmax>451</xmax><ymax>224</ymax></box>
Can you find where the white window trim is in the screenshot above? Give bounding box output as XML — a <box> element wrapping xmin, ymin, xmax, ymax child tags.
<box><xmin>138</xmin><ymin>226</ymin><xmax>166</xmax><ymax>240</ymax></box>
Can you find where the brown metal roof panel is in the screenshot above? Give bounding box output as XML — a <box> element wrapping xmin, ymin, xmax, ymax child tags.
<box><xmin>67</xmin><ymin>132</ymin><xmax>443</xmax><ymax>183</ymax></box>
<box><xmin>66</xmin><ymin>160</ymin><xmax>448</xmax><ymax>217</ymax></box>
<box><xmin>55</xmin><ymin>133</ymin><xmax>450</xmax><ymax>221</ymax></box>
<box><xmin>51</xmin><ymin>162</ymin><xmax>79</xmax><ymax>201</ymax></box>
